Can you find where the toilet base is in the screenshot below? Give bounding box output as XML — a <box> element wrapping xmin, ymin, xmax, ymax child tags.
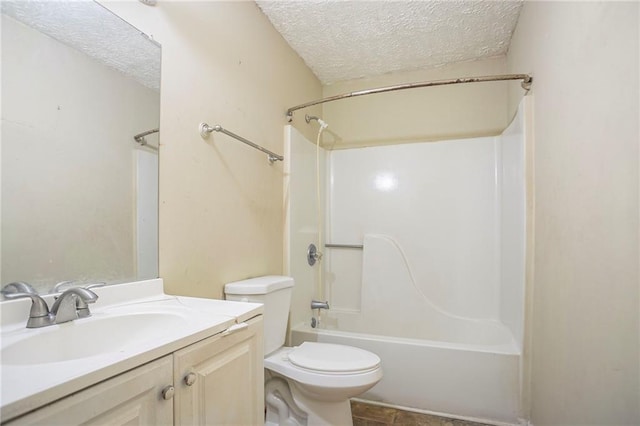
<box><xmin>265</xmin><ymin>372</ymin><xmax>354</xmax><ymax>426</ymax></box>
<box><xmin>290</xmin><ymin>383</ymin><xmax>353</xmax><ymax>426</ymax></box>
<box><xmin>265</xmin><ymin>377</ymin><xmax>307</xmax><ymax>426</ymax></box>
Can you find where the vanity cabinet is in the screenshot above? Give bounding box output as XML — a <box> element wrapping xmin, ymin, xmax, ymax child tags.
<box><xmin>5</xmin><ymin>316</ymin><xmax>263</xmax><ymax>426</ymax></box>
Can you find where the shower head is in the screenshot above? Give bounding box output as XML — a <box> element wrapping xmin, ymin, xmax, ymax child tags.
<box><xmin>305</xmin><ymin>114</ymin><xmax>328</xmax><ymax>129</ymax></box>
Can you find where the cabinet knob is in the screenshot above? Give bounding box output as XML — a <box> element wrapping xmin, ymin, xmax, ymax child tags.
<box><xmin>161</xmin><ymin>385</ymin><xmax>175</xmax><ymax>400</ymax></box>
<box><xmin>184</xmin><ymin>373</ymin><xmax>197</xmax><ymax>386</ymax></box>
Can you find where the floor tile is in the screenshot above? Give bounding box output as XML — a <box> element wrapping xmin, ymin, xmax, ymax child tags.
<box><xmin>393</xmin><ymin>410</ymin><xmax>448</xmax><ymax>426</ymax></box>
<box><xmin>353</xmin><ymin>417</ymin><xmax>392</xmax><ymax>426</ymax></box>
<box><xmin>351</xmin><ymin>401</ymin><xmax>492</xmax><ymax>426</ymax></box>
<box><xmin>351</xmin><ymin>401</ymin><xmax>397</xmax><ymax>424</ymax></box>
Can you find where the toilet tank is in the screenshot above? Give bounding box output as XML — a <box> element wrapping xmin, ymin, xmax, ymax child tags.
<box><xmin>224</xmin><ymin>276</ymin><xmax>294</xmax><ymax>356</ymax></box>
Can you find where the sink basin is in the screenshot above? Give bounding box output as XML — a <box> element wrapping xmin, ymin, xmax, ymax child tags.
<box><xmin>2</xmin><ymin>311</ymin><xmax>189</xmax><ymax>365</ymax></box>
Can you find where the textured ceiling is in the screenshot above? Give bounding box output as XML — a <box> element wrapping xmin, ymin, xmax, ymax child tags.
<box><xmin>256</xmin><ymin>0</ymin><xmax>523</xmax><ymax>84</ymax></box>
<box><xmin>1</xmin><ymin>0</ymin><xmax>160</xmax><ymax>90</ymax></box>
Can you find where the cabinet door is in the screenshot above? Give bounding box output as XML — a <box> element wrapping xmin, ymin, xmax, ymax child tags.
<box><xmin>6</xmin><ymin>355</ymin><xmax>174</xmax><ymax>426</ymax></box>
<box><xmin>174</xmin><ymin>316</ymin><xmax>264</xmax><ymax>426</ymax></box>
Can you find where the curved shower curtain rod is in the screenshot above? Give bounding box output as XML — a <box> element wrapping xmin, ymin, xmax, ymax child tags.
<box><xmin>286</xmin><ymin>73</ymin><xmax>532</xmax><ymax>121</ymax></box>
<box><xmin>133</xmin><ymin>128</ymin><xmax>159</xmax><ymax>151</ymax></box>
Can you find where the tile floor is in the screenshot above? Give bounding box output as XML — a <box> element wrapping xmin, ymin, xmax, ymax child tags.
<box><xmin>351</xmin><ymin>400</ymin><xmax>492</xmax><ymax>426</ymax></box>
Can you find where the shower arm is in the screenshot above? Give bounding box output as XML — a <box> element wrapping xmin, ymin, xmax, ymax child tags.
<box><xmin>305</xmin><ymin>115</ymin><xmax>329</xmax><ymax>129</ymax></box>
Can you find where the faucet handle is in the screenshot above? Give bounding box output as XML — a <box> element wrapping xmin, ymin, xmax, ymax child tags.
<box><xmin>73</xmin><ymin>283</ymin><xmax>105</xmax><ymax>315</ymax></box>
<box><xmin>52</xmin><ymin>280</ymin><xmax>77</xmax><ymax>293</ymax></box>
<box><xmin>84</xmin><ymin>282</ymin><xmax>106</xmax><ymax>290</ymax></box>
<box><xmin>3</xmin><ymin>292</ymin><xmax>52</xmax><ymax>328</ymax></box>
<box><xmin>52</xmin><ymin>281</ymin><xmax>105</xmax><ymax>294</ymax></box>
<box><xmin>2</xmin><ymin>281</ymin><xmax>37</xmax><ymax>296</ymax></box>
<box><xmin>75</xmin><ymin>287</ymin><xmax>100</xmax><ymax>317</ymax></box>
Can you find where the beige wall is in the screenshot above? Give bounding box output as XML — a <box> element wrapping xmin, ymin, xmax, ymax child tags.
<box><xmin>102</xmin><ymin>0</ymin><xmax>322</xmax><ymax>299</ymax></box>
<box><xmin>507</xmin><ymin>2</ymin><xmax>639</xmax><ymax>424</ymax></box>
<box><xmin>321</xmin><ymin>56</ymin><xmax>510</xmax><ymax>148</ymax></box>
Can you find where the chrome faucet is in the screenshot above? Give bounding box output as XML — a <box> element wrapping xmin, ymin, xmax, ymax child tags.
<box><xmin>4</xmin><ymin>287</ymin><xmax>98</xmax><ymax>328</ymax></box>
<box><xmin>50</xmin><ymin>288</ymin><xmax>99</xmax><ymax>324</ymax></box>
<box><xmin>311</xmin><ymin>300</ymin><xmax>330</xmax><ymax>310</ymax></box>
<box><xmin>310</xmin><ymin>300</ymin><xmax>330</xmax><ymax>329</ymax></box>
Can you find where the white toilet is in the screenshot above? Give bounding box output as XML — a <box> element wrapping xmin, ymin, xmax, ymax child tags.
<box><xmin>225</xmin><ymin>276</ymin><xmax>382</xmax><ymax>426</ymax></box>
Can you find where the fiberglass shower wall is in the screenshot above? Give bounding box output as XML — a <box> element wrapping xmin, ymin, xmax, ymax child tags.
<box><xmin>324</xmin><ymin>105</ymin><xmax>526</xmax><ymax>347</ymax></box>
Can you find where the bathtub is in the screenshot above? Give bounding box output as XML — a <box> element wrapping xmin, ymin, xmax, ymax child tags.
<box><xmin>290</xmin><ymin>322</ymin><xmax>521</xmax><ymax>425</ymax></box>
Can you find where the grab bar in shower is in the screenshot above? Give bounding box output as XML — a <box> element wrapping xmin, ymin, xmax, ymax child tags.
<box><xmin>325</xmin><ymin>243</ymin><xmax>364</xmax><ymax>249</ymax></box>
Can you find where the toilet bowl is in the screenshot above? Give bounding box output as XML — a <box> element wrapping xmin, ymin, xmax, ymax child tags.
<box><xmin>225</xmin><ymin>276</ymin><xmax>383</xmax><ymax>426</ymax></box>
<box><xmin>266</xmin><ymin>342</ymin><xmax>382</xmax><ymax>401</ymax></box>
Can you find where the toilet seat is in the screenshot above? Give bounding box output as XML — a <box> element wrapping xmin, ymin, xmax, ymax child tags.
<box><xmin>264</xmin><ymin>345</ymin><xmax>383</xmax><ymax>390</ymax></box>
<box><xmin>288</xmin><ymin>342</ymin><xmax>380</xmax><ymax>374</ymax></box>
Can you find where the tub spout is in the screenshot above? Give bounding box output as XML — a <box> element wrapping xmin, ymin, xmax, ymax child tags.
<box><xmin>311</xmin><ymin>300</ymin><xmax>329</xmax><ymax>310</ymax></box>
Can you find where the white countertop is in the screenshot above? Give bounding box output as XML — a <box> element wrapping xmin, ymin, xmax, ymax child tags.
<box><xmin>0</xmin><ymin>279</ymin><xmax>263</xmax><ymax>422</ymax></box>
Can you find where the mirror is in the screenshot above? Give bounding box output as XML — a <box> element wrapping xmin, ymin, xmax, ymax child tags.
<box><xmin>1</xmin><ymin>1</ymin><xmax>160</xmax><ymax>295</ymax></box>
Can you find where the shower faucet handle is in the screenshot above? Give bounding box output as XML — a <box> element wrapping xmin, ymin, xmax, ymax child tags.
<box><xmin>311</xmin><ymin>300</ymin><xmax>329</xmax><ymax>310</ymax></box>
<box><xmin>307</xmin><ymin>243</ymin><xmax>323</xmax><ymax>266</ymax></box>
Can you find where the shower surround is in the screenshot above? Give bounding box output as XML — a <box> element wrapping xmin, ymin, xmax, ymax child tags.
<box><xmin>284</xmin><ymin>102</ymin><xmax>527</xmax><ymax>424</ymax></box>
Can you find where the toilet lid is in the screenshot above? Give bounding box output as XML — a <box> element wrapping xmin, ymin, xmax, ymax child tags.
<box><xmin>288</xmin><ymin>342</ymin><xmax>380</xmax><ymax>373</ymax></box>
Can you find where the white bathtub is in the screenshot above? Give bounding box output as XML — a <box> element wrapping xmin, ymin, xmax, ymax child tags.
<box><xmin>290</xmin><ymin>323</ymin><xmax>521</xmax><ymax>425</ymax></box>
